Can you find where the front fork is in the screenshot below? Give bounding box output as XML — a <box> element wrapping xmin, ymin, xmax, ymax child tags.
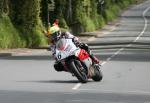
<box><xmin>61</xmin><ymin>60</ymin><xmax>69</xmax><ymax>72</ymax></box>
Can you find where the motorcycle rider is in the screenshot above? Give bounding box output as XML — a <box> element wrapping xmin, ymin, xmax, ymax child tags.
<box><xmin>43</xmin><ymin>20</ymin><xmax>100</xmax><ymax>72</ymax></box>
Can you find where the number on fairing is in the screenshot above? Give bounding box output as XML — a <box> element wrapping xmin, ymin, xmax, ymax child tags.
<box><xmin>58</xmin><ymin>52</ymin><xmax>61</xmax><ymax>59</ymax></box>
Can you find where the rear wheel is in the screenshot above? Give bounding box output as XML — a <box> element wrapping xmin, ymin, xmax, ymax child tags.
<box><xmin>69</xmin><ymin>60</ymin><xmax>88</xmax><ymax>83</ymax></box>
<box><xmin>92</xmin><ymin>65</ymin><xmax>103</xmax><ymax>81</ymax></box>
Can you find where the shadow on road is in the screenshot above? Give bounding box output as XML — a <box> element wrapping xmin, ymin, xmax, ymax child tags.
<box><xmin>17</xmin><ymin>80</ymin><xmax>79</xmax><ymax>84</ymax></box>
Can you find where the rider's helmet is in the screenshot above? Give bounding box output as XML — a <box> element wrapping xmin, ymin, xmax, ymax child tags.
<box><xmin>47</xmin><ymin>25</ymin><xmax>61</xmax><ymax>42</ymax></box>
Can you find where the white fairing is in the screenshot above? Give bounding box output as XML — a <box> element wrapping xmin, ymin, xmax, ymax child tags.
<box><xmin>55</xmin><ymin>38</ymin><xmax>80</xmax><ymax>60</ymax></box>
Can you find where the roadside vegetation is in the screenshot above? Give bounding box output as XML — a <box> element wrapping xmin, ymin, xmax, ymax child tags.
<box><xmin>0</xmin><ymin>0</ymin><xmax>143</xmax><ymax>48</ymax></box>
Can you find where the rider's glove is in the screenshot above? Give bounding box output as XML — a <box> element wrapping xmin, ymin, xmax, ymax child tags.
<box><xmin>72</xmin><ymin>37</ymin><xmax>81</xmax><ymax>46</ymax></box>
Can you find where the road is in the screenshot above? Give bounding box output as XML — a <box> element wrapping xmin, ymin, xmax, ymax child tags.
<box><xmin>0</xmin><ymin>1</ymin><xmax>150</xmax><ymax>103</ymax></box>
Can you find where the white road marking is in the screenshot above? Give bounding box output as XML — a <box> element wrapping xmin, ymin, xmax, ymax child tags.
<box><xmin>107</xmin><ymin>57</ymin><xmax>111</xmax><ymax>61</ymax></box>
<box><xmin>72</xmin><ymin>83</ymin><xmax>82</xmax><ymax>90</ymax></box>
<box><xmin>134</xmin><ymin>6</ymin><xmax>150</xmax><ymax>42</ymax></box>
<box><xmin>114</xmin><ymin>50</ymin><xmax>120</xmax><ymax>55</ymax></box>
<box><xmin>126</xmin><ymin>44</ymin><xmax>132</xmax><ymax>47</ymax></box>
<box><xmin>72</xmin><ymin>6</ymin><xmax>150</xmax><ymax>90</ymax></box>
<box><xmin>101</xmin><ymin>61</ymin><xmax>107</xmax><ymax>66</ymax></box>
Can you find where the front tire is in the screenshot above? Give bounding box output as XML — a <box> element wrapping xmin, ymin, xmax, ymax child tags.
<box><xmin>69</xmin><ymin>60</ymin><xmax>88</xmax><ymax>83</ymax></box>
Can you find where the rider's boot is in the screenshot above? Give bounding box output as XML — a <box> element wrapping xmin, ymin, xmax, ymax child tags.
<box><xmin>90</xmin><ymin>54</ymin><xmax>100</xmax><ymax>64</ymax></box>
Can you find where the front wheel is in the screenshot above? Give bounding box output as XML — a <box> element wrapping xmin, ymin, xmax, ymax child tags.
<box><xmin>92</xmin><ymin>65</ymin><xmax>103</xmax><ymax>81</ymax></box>
<box><xmin>69</xmin><ymin>60</ymin><xmax>88</xmax><ymax>83</ymax></box>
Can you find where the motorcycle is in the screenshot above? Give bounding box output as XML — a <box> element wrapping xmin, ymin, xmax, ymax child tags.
<box><xmin>55</xmin><ymin>38</ymin><xmax>103</xmax><ymax>83</ymax></box>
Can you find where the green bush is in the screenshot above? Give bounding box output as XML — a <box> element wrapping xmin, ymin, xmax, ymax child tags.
<box><xmin>0</xmin><ymin>14</ymin><xmax>47</xmax><ymax>48</ymax></box>
<box><xmin>28</xmin><ymin>26</ymin><xmax>47</xmax><ymax>48</ymax></box>
<box><xmin>104</xmin><ymin>0</ymin><xmax>135</xmax><ymax>23</ymax></box>
<box><xmin>0</xmin><ymin>15</ymin><xmax>26</xmax><ymax>48</ymax></box>
<box><xmin>81</xmin><ymin>16</ymin><xmax>95</xmax><ymax>32</ymax></box>
<box><xmin>8</xmin><ymin>0</ymin><xmax>47</xmax><ymax>48</ymax></box>
<box><xmin>0</xmin><ymin>0</ymin><xmax>140</xmax><ymax>48</ymax></box>
<box><xmin>93</xmin><ymin>15</ymin><xmax>105</xmax><ymax>30</ymax></box>
<box><xmin>105</xmin><ymin>10</ymin><xmax>113</xmax><ymax>22</ymax></box>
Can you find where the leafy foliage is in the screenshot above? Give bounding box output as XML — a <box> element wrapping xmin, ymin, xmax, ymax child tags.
<box><xmin>0</xmin><ymin>0</ymin><xmax>142</xmax><ymax>48</ymax></box>
<box><xmin>50</xmin><ymin>0</ymin><xmax>137</xmax><ymax>34</ymax></box>
<box><xmin>0</xmin><ymin>15</ymin><xmax>26</xmax><ymax>48</ymax></box>
<box><xmin>0</xmin><ymin>0</ymin><xmax>47</xmax><ymax>48</ymax></box>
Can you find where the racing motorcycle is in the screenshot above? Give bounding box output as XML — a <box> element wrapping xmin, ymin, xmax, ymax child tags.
<box><xmin>55</xmin><ymin>38</ymin><xmax>103</xmax><ymax>83</ymax></box>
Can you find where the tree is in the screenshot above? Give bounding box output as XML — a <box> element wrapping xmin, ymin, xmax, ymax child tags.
<box><xmin>7</xmin><ymin>0</ymin><xmax>46</xmax><ymax>47</ymax></box>
<box><xmin>9</xmin><ymin>0</ymin><xmax>40</xmax><ymax>30</ymax></box>
<box><xmin>0</xmin><ymin>0</ymin><xmax>9</xmax><ymax>16</ymax></box>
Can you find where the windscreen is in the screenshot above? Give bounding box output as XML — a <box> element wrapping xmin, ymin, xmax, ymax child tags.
<box><xmin>56</xmin><ymin>38</ymin><xmax>67</xmax><ymax>50</ymax></box>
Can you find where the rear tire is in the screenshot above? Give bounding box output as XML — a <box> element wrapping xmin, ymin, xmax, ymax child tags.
<box><xmin>92</xmin><ymin>65</ymin><xmax>103</xmax><ymax>81</ymax></box>
<box><xmin>69</xmin><ymin>60</ymin><xmax>88</xmax><ymax>83</ymax></box>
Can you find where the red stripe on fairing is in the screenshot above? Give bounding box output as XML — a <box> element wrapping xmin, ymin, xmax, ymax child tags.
<box><xmin>60</xmin><ymin>45</ymin><xmax>65</xmax><ymax>50</ymax></box>
<box><xmin>78</xmin><ymin>49</ymin><xmax>90</xmax><ymax>61</ymax></box>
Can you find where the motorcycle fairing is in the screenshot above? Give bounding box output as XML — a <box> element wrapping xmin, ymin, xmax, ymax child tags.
<box><xmin>78</xmin><ymin>49</ymin><xmax>89</xmax><ymax>61</ymax></box>
<box><xmin>55</xmin><ymin>38</ymin><xmax>78</xmax><ymax>60</ymax></box>
<box><xmin>55</xmin><ymin>38</ymin><xmax>92</xmax><ymax>71</ymax></box>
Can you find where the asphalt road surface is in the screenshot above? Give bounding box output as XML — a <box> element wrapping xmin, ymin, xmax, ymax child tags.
<box><xmin>1</xmin><ymin>1</ymin><xmax>150</xmax><ymax>103</ymax></box>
